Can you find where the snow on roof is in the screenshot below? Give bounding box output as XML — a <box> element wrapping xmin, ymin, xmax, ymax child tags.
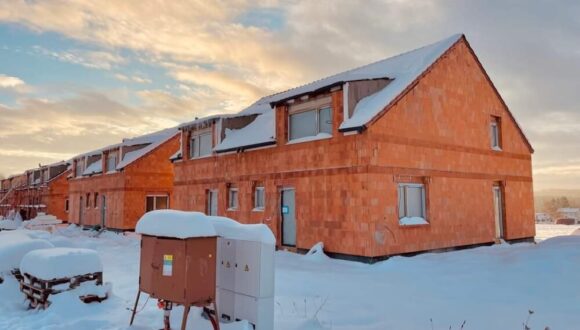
<box><xmin>136</xmin><ymin>210</ymin><xmax>275</xmax><ymax>243</ymax></box>
<box><xmin>341</xmin><ymin>34</ymin><xmax>462</xmax><ymax>129</ymax></box>
<box><xmin>83</xmin><ymin>157</ymin><xmax>102</xmax><ymax>176</ymax></box>
<box><xmin>20</xmin><ymin>248</ymin><xmax>102</xmax><ymax>280</ymax></box>
<box><xmin>72</xmin><ymin>127</ymin><xmax>178</xmax><ymax>171</ymax></box>
<box><xmin>136</xmin><ymin>210</ymin><xmax>217</xmax><ymax>239</ymax></box>
<box><xmin>215</xmin><ymin>109</ymin><xmax>276</xmax><ymax>152</ymax></box>
<box><xmin>178</xmin><ymin>114</ymin><xmax>225</xmax><ymax>130</ymax></box>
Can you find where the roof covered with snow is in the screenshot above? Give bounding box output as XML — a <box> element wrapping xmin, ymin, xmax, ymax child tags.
<box><xmin>73</xmin><ymin>127</ymin><xmax>178</xmax><ymax>171</ymax></box>
<box><xmin>83</xmin><ymin>157</ymin><xmax>102</xmax><ymax>176</ymax></box>
<box><xmin>189</xmin><ymin>34</ymin><xmax>463</xmax><ymax>152</ymax></box>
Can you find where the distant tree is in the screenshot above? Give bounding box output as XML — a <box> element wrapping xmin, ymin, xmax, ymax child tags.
<box><xmin>558</xmin><ymin>196</ymin><xmax>570</xmax><ymax>208</ymax></box>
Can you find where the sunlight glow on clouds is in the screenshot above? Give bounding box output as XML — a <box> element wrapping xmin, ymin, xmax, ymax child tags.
<box><xmin>0</xmin><ymin>0</ymin><xmax>578</xmax><ymax>190</ymax></box>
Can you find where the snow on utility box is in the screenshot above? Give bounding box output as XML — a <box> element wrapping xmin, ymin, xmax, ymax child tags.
<box><xmin>133</xmin><ymin>210</ymin><xmax>220</xmax><ymax>330</ymax></box>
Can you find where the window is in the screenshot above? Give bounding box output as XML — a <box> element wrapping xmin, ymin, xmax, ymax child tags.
<box><xmin>75</xmin><ymin>159</ymin><xmax>84</xmax><ymax>177</ymax></box>
<box><xmin>65</xmin><ymin>199</ymin><xmax>69</xmax><ymax>213</ymax></box>
<box><xmin>207</xmin><ymin>190</ymin><xmax>218</xmax><ymax>216</ymax></box>
<box><xmin>86</xmin><ymin>193</ymin><xmax>91</xmax><ymax>208</ymax></box>
<box><xmin>398</xmin><ymin>183</ymin><xmax>427</xmax><ymax>223</ymax></box>
<box><xmin>44</xmin><ymin>170</ymin><xmax>49</xmax><ymax>183</ymax></box>
<box><xmin>228</xmin><ymin>187</ymin><xmax>239</xmax><ymax>210</ymax></box>
<box><xmin>289</xmin><ymin>106</ymin><xmax>332</xmax><ymax>140</ymax></box>
<box><xmin>106</xmin><ymin>152</ymin><xmax>117</xmax><ymax>172</ymax></box>
<box><xmin>254</xmin><ymin>186</ymin><xmax>265</xmax><ymax>210</ymax></box>
<box><xmin>490</xmin><ymin>116</ymin><xmax>501</xmax><ymax>150</ymax></box>
<box><xmin>146</xmin><ymin>195</ymin><xmax>169</xmax><ymax>212</ymax></box>
<box><xmin>190</xmin><ymin>132</ymin><xmax>213</xmax><ymax>159</ymax></box>
<box><xmin>94</xmin><ymin>193</ymin><xmax>99</xmax><ymax>209</ymax></box>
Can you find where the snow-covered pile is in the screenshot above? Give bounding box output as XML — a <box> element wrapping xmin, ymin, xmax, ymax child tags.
<box><xmin>0</xmin><ymin>232</ymin><xmax>54</xmax><ymax>274</ymax></box>
<box><xmin>20</xmin><ymin>248</ymin><xmax>102</xmax><ymax>280</ymax></box>
<box><xmin>136</xmin><ymin>210</ymin><xmax>275</xmax><ymax>244</ymax></box>
<box><xmin>23</xmin><ymin>212</ymin><xmax>62</xmax><ymax>230</ymax></box>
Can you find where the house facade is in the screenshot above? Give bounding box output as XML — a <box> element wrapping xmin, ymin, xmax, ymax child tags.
<box><xmin>0</xmin><ymin>162</ymin><xmax>69</xmax><ymax>220</ymax></box>
<box><xmin>68</xmin><ymin>128</ymin><xmax>179</xmax><ymax>230</ymax></box>
<box><xmin>172</xmin><ymin>34</ymin><xmax>535</xmax><ymax>259</ymax></box>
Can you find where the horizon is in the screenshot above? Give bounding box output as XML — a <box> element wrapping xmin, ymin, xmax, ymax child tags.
<box><xmin>0</xmin><ymin>1</ymin><xmax>579</xmax><ymax>191</ymax></box>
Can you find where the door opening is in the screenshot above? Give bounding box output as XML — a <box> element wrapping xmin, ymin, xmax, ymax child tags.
<box><xmin>493</xmin><ymin>184</ymin><xmax>505</xmax><ymax>240</ymax></box>
<box><xmin>281</xmin><ymin>188</ymin><xmax>296</xmax><ymax>247</ymax></box>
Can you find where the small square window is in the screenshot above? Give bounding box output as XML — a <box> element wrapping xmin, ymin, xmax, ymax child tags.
<box><xmin>398</xmin><ymin>183</ymin><xmax>428</xmax><ymax>225</ymax></box>
<box><xmin>254</xmin><ymin>187</ymin><xmax>265</xmax><ymax>210</ymax></box>
<box><xmin>146</xmin><ymin>195</ymin><xmax>169</xmax><ymax>212</ymax></box>
<box><xmin>228</xmin><ymin>188</ymin><xmax>239</xmax><ymax>210</ymax></box>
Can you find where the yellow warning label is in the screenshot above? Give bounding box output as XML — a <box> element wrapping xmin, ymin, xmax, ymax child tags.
<box><xmin>244</xmin><ymin>264</ymin><xmax>249</xmax><ymax>272</ymax></box>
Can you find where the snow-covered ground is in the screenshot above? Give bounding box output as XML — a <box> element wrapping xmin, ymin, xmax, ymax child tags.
<box><xmin>0</xmin><ymin>224</ymin><xmax>579</xmax><ymax>329</ymax></box>
<box><xmin>535</xmin><ymin>223</ymin><xmax>580</xmax><ymax>241</ymax></box>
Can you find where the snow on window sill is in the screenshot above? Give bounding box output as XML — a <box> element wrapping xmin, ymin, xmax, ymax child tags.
<box><xmin>227</xmin><ymin>207</ymin><xmax>239</xmax><ymax>212</ymax></box>
<box><xmin>252</xmin><ymin>207</ymin><xmax>265</xmax><ymax>212</ymax></box>
<box><xmin>399</xmin><ymin>217</ymin><xmax>429</xmax><ymax>226</ymax></box>
<box><xmin>491</xmin><ymin>146</ymin><xmax>502</xmax><ymax>152</ymax></box>
<box><xmin>287</xmin><ymin>133</ymin><xmax>332</xmax><ymax>145</ymax></box>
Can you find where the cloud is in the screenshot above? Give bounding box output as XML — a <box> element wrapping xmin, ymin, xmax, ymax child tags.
<box><xmin>0</xmin><ymin>74</ymin><xmax>25</xmax><ymax>88</ymax></box>
<box><xmin>0</xmin><ymin>0</ymin><xmax>579</xmax><ymax>190</ymax></box>
<box><xmin>32</xmin><ymin>46</ymin><xmax>125</xmax><ymax>70</ymax></box>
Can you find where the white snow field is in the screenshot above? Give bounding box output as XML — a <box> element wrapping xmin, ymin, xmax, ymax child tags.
<box><xmin>0</xmin><ymin>224</ymin><xmax>578</xmax><ymax>330</ymax></box>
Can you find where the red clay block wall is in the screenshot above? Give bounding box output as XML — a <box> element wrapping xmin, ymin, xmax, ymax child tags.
<box><xmin>46</xmin><ymin>171</ymin><xmax>70</xmax><ymax>222</ymax></box>
<box><xmin>366</xmin><ymin>38</ymin><xmax>534</xmax><ymax>256</ymax></box>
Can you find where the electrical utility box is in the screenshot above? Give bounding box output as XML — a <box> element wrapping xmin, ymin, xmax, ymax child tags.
<box><xmin>139</xmin><ymin>235</ymin><xmax>217</xmax><ymax>306</ymax></box>
<box><xmin>216</xmin><ymin>237</ymin><xmax>275</xmax><ymax>329</ymax></box>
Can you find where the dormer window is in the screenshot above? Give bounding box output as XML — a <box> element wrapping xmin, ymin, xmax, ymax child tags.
<box><xmin>190</xmin><ymin>131</ymin><xmax>212</xmax><ymax>159</ymax></box>
<box><xmin>106</xmin><ymin>151</ymin><xmax>118</xmax><ymax>173</ymax></box>
<box><xmin>288</xmin><ymin>95</ymin><xmax>332</xmax><ymax>141</ymax></box>
<box><xmin>490</xmin><ymin>116</ymin><xmax>502</xmax><ymax>150</ymax></box>
<box><xmin>75</xmin><ymin>159</ymin><xmax>84</xmax><ymax>178</ymax></box>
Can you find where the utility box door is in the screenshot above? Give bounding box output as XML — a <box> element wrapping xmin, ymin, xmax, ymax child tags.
<box><xmin>217</xmin><ymin>238</ymin><xmax>236</xmax><ymax>291</ymax></box>
<box><xmin>150</xmin><ymin>238</ymin><xmax>187</xmax><ymax>302</ymax></box>
<box><xmin>184</xmin><ymin>237</ymin><xmax>217</xmax><ymax>304</ymax></box>
<box><xmin>217</xmin><ymin>288</ymin><xmax>236</xmax><ymax>322</ymax></box>
<box><xmin>234</xmin><ymin>240</ymin><xmax>262</xmax><ymax>297</ymax></box>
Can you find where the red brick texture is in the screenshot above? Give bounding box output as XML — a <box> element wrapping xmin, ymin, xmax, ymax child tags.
<box><xmin>68</xmin><ymin>135</ymin><xmax>179</xmax><ymax>230</ymax></box>
<box><xmin>170</xmin><ymin>37</ymin><xmax>534</xmax><ymax>258</ymax></box>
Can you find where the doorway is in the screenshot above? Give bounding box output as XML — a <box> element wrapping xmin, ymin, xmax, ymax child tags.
<box><xmin>101</xmin><ymin>195</ymin><xmax>106</xmax><ymax>228</ymax></box>
<box><xmin>493</xmin><ymin>184</ymin><xmax>505</xmax><ymax>240</ymax></box>
<box><xmin>281</xmin><ymin>188</ymin><xmax>296</xmax><ymax>247</ymax></box>
<box><xmin>79</xmin><ymin>196</ymin><xmax>84</xmax><ymax>227</ymax></box>
<box><xmin>207</xmin><ymin>190</ymin><xmax>218</xmax><ymax>216</ymax></box>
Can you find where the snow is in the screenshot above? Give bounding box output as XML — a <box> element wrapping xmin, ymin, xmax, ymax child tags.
<box><xmin>20</xmin><ymin>247</ymin><xmax>102</xmax><ymax>280</ymax></box>
<box><xmin>208</xmin><ymin>216</ymin><xmax>276</xmax><ymax>245</ymax></box>
<box><xmin>399</xmin><ymin>216</ymin><xmax>429</xmax><ymax>226</ymax></box>
<box><xmin>0</xmin><ymin>235</ymin><xmax>54</xmax><ymax>274</ymax></box>
<box><xmin>215</xmin><ymin>110</ymin><xmax>276</xmax><ymax>152</ymax></box>
<box><xmin>82</xmin><ymin>158</ymin><xmax>102</xmax><ymax>175</ymax></box>
<box><xmin>136</xmin><ymin>210</ymin><xmax>217</xmax><ymax>239</ymax></box>
<box><xmin>23</xmin><ymin>213</ymin><xmax>62</xmax><ymax>230</ymax></box>
<box><xmin>340</xmin><ymin>34</ymin><xmax>462</xmax><ymax>129</ymax></box>
<box><xmin>535</xmin><ymin>223</ymin><xmax>580</xmax><ymax>241</ymax></box>
<box><xmin>286</xmin><ymin>132</ymin><xmax>332</xmax><ymax>145</ymax></box>
<box><xmin>0</xmin><ymin>211</ymin><xmax>23</xmax><ymax>230</ymax></box>
<box><xmin>136</xmin><ymin>210</ymin><xmax>275</xmax><ymax>244</ymax></box>
<box><xmin>0</xmin><ymin>224</ymin><xmax>579</xmax><ymax>329</ymax></box>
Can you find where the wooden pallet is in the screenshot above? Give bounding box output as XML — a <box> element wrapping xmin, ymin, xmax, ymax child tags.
<box><xmin>19</xmin><ymin>271</ymin><xmax>107</xmax><ymax>309</ymax></box>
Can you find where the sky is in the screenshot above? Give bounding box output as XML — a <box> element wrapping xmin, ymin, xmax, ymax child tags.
<box><xmin>0</xmin><ymin>0</ymin><xmax>578</xmax><ymax>191</ymax></box>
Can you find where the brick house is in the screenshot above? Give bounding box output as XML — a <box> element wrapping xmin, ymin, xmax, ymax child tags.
<box><xmin>172</xmin><ymin>34</ymin><xmax>535</xmax><ymax>260</ymax></box>
<box><xmin>68</xmin><ymin>128</ymin><xmax>179</xmax><ymax>230</ymax></box>
<box><xmin>0</xmin><ymin>173</ymin><xmax>27</xmax><ymax>218</ymax></box>
<box><xmin>0</xmin><ymin>162</ymin><xmax>69</xmax><ymax>220</ymax></box>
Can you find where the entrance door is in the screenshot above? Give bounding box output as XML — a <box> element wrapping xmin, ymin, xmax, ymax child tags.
<box><xmin>79</xmin><ymin>196</ymin><xmax>84</xmax><ymax>227</ymax></box>
<box><xmin>207</xmin><ymin>190</ymin><xmax>218</xmax><ymax>216</ymax></box>
<box><xmin>101</xmin><ymin>195</ymin><xmax>106</xmax><ymax>228</ymax></box>
<box><xmin>493</xmin><ymin>185</ymin><xmax>504</xmax><ymax>239</ymax></box>
<box><xmin>281</xmin><ymin>189</ymin><xmax>296</xmax><ymax>247</ymax></box>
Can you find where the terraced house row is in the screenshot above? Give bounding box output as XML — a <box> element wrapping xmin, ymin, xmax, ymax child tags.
<box><xmin>0</xmin><ymin>34</ymin><xmax>535</xmax><ymax>260</ymax></box>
